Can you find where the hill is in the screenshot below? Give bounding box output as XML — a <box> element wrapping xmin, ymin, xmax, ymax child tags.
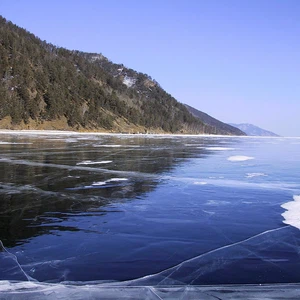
<box><xmin>185</xmin><ymin>104</ymin><xmax>245</xmax><ymax>135</ymax></box>
<box><xmin>0</xmin><ymin>16</ymin><xmax>244</xmax><ymax>135</ymax></box>
<box><xmin>229</xmin><ymin>123</ymin><xmax>279</xmax><ymax>136</ymax></box>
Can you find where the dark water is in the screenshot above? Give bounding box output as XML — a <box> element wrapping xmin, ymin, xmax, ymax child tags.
<box><xmin>0</xmin><ymin>132</ymin><xmax>300</xmax><ymax>285</ymax></box>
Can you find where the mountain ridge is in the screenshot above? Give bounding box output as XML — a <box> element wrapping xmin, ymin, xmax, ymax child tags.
<box><xmin>229</xmin><ymin>123</ymin><xmax>279</xmax><ymax>137</ymax></box>
<box><xmin>185</xmin><ymin>104</ymin><xmax>245</xmax><ymax>136</ymax></box>
<box><xmin>0</xmin><ymin>16</ymin><xmax>244</xmax><ymax>135</ymax></box>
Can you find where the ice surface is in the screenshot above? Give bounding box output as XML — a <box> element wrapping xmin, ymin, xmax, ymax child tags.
<box><xmin>1</xmin><ymin>281</ymin><xmax>300</xmax><ymax>299</ymax></box>
<box><xmin>171</xmin><ymin>176</ymin><xmax>299</xmax><ymax>192</ymax></box>
<box><xmin>123</xmin><ymin>226</ymin><xmax>295</xmax><ymax>286</ymax></box>
<box><xmin>227</xmin><ymin>155</ymin><xmax>254</xmax><ymax>161</ymax></box>
<box><xmin>0</xmin><ymin>241</ymin><xmax>34</xmax><ymax>282</ymax></box>
<box><xmin>1</xmin><ymin>132</ymin><xmax>300</xmax><ymax>291</ymax></box>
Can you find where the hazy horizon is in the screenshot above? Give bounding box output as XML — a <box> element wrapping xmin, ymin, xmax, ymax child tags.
<box><xmin>1</xmin><ymin>0</ymin><xmax>299</xmax><ymax>136</ymax></box>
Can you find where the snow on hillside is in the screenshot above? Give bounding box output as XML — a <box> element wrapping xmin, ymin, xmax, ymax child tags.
<box><xmin>123</xmin><ymin>75</ymin><xmax>136</xmax><ymax>87</ymax></box>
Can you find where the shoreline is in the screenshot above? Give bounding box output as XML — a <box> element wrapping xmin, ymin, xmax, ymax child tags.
<box><xmin>0</xmin><ymin>129</ymin><xmax>294</xmax><ymax>138</ymax></box>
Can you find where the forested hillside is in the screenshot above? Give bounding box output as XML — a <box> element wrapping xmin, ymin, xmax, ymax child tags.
<box><xmin>0</xmin><ymin>16</ymin><xmax>245</xmax><ymax>135</ymax></box>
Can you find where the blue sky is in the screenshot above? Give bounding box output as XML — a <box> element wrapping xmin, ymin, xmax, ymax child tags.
<box><xmin>1</xmin><ymin>0</ymin><xmax>300</xmax><ymax>136</ymax></box>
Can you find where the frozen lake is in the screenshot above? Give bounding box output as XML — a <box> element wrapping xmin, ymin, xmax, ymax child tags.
<box><xmin>1</xmin><ymin>131</ymin><xmax>300</xmax><ymax>287</ymax></box>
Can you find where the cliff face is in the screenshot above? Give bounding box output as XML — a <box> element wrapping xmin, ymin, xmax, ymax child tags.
<box><xmin>0</xmin><ymin>16</ymin><xmax>244</xmax><ymax>135</ymax></box>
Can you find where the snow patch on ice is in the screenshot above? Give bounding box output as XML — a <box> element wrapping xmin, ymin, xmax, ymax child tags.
<box><xmin>108</xmin><ymin>178</ymin><xmax>128</xmax><ymax>182</ymax></box>
<box><xmin>193</xmin><ymin>181</ymin><xmax>207</xmax><ymax>185</ymax></box>
<box><xmin>91</xmin><ymin>182</ymin><xmax>106</xmax><ymax>186</ymax></box>
<box><xmin>281</xmin><ymin>195</ymin><xmax>300</xmax><ymax>229</ymax></box>
<box><xmin>246</xmin><ymin>173</ymin><xmax>267</xmax><ymax>178</ymax></box>
<box><xmin>227</xmin><ymin>155</ymin><xmax>254</xmax><ymax>162</ymax></box>
<box><xmin>0</xmin><ymin>141</ymin><xmax>32</xmax><ymax>145</ymax></box>
<box><xmin>65</xmin><ymin>138</ymin><xmax>78</xmax><ymax>143</ymax></box>
<box><xmin>206</xmin><ymin>200</ymin><xmax>230</xmax><ymax>206</ymax></box>
<box><xmin>202</xmin><ymin>210</ymin><xmax>215</xmax><ymax>215</ymax></box>
<box><xmin>184</xmin><ymin>144</ymin><xmax>203</xmax><ymax>147</ymax></box>
<box><xmin>91</xmin><ymin>177</ymin><xmax>128</xmax><ymax>186</ymax></box>
<box><xmin>70</xmin><ymin>178</ymin><xmax>129</xmax><ymax>190</ymax></box>
<box><xmin>76</xmin><ymin>160</ymin><xmax>112</xmax><ymax>165</ymax></box>
<box><xmin>96</xmin><ymin>145</ymin><xmax>122</xmax><ymax>148</ymax></box>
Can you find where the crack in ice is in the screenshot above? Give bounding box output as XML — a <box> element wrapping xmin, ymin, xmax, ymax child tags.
<box><xmin>0</xmin><ymin>240</ymin><xmax>36</xmax><ymax>282</ymax></box>
<box><xmin>127</xmin><ymin>226</ymin><xmax>289</xmax><ymax>286</ymax></box>
<box><xmin>0</xmin><ymin>157</ymin><xmax>153</xmax><ymax>179</ymax></box>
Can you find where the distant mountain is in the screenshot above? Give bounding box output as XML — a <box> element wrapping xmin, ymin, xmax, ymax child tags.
<box><xmin>185</xmin><ymin>104</ymin><xmax>246</xmax><ymax>136</ymax></box>
<box><xmin>0</xmin><ymin>15</ymin><xmax>244</xmax><ymax>135</ymax></box>
<box><xmin>229</xmin><ymin>123</ymin><xmax>279</xmax><ymax>137</ymax></box>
